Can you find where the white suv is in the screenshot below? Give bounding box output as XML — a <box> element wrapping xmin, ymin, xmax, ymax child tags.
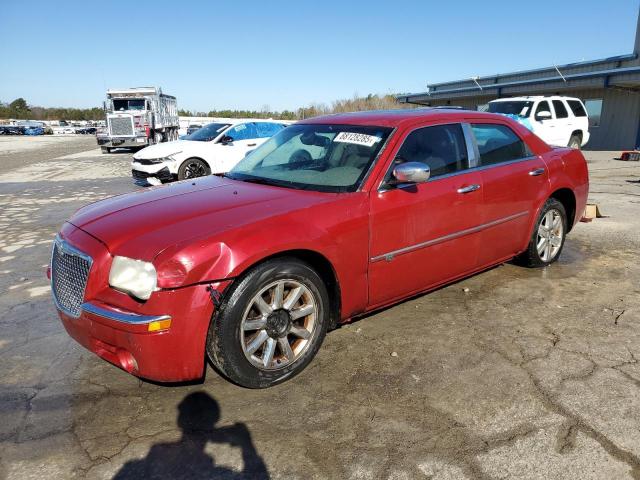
<box><xmin>131</xmin><ymin>119</ymin><xmax>288</xmax><ymax>185</ymax></box>
<box><xmin>487</xmin><ymin>96</ymin><xmax>590</xmax><ymax>149</ymax></box>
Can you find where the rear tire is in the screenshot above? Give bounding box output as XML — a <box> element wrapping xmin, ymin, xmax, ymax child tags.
<box><xmin>206</xmin><ymin>258</ymin><xmax>329</xmax><ymax>388</ymax></box>
<box><xmin>178</xmin><ymin>158</ymin><xmax>210</xmax><ymax>180</ymax></box>
<box><xmin>568</xmin><ymin>134</ymin><xmax>582</xmax><ymax>149</ymax></box>
<box><xmin>516</xmin><ymin>198</ymin><xmax>567</xmax><ymax>267</ymax></box>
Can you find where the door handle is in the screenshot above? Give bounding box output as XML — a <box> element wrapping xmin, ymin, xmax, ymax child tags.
<box><xmin>457</xmin><ymin>184</ymin><xmax>480</xmax><ymax>194</ymax></box>
<box><xmin>247</xmin><ymin>143</ymin><xmax>257</xmax><ymax>147</ymax></box>
<box><xmin>529</xmin><ymin>168</ymin><xmax>545</xmax><ymax>176</ymax></box>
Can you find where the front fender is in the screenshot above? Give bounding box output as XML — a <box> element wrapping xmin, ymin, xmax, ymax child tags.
<box><xmin>153</xmin><ymin>194</ymin><xmax>371</xmax><ymax>320</ymax></box>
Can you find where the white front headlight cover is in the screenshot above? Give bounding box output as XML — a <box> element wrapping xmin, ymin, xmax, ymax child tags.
<box><xmin>109</xmin><ymin>256</ymin><xmax>157</xmax><ymax>300</ymax></box>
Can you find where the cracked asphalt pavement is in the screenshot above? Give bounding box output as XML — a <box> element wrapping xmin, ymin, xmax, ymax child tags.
<box><xmin>1</xmin><ymin>136</ymin><xmax>639</xmax><ymax>479</ymax></box>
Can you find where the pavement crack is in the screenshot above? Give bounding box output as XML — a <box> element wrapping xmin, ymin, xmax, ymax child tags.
<box><xmin>556</xmin><ymin>420</ymin><xmax>578</xmax><ymax>454</ymax></box>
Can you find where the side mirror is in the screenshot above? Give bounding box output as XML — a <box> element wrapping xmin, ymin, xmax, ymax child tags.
<box><xmin>536</xmin><ymin>110</ymin><xmax>552</xmax><ymax>121</ymax></box>
<box><xmin>392</xmin><ymin>161</ymin><xmax>431</xmax><ymax>184</ymax></box>
<box><xmin>220</xmin><ymin>135</ymin><xmax>234</xmax><ymax>145</ymax></box>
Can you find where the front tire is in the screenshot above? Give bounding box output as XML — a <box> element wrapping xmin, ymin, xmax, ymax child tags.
<box><xmin>206</xmin><ymin>258</ymin><xmax>329</xmax><ymax>388</ymax></box>
<box><xmin>517</xmin><ymin>198</ymin><xmax>567</xmax><ymax>267</ymax></box>
<box><xmin>178</xmin><ymin>158</ymin><xmax>210</xmax><ymax>180</ymax></box>
<box><xmin>101</xmin><ymin>146</ymin><xmax>111</xmax><ymax>154</ymax></box>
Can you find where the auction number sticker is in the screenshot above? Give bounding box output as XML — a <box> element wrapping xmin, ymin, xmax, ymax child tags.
<box><xmin>333</xmin><ymin>132</ymin><xmax>381</xmax><ymax>147</ymax></box>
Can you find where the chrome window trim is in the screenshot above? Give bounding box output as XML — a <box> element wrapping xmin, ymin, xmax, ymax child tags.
<box><xmin>461</xmin><ymin>122</ymin><xmax>480</xmax><ymax>168</ymax></box>
<box><xmin>379</xmin><ymin>154</ymin><xmax>539</xmax><ymax>192</ymax></box>
<box><xmin>370</xmin><ymin>210</ymin><xmax>529</xmax><ymax>263</ymax></box>
<box><xmin>50</xmin><ymin>235</ymin><xmax>94</xmax><ymax>319</ymax></box>
<box><xmin>81</xmin><ymin>302</ymin><xmax>171</xmax><ymax>325</ymax></box>
<box><xmin>378</xmin><ymin>119</ymin><xmax>539</xmax><ymax>190</ymax></box>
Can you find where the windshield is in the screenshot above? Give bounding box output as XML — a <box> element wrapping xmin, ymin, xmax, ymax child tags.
<box><xmin>113</xmin><ymin>99</ymin><xmax>146</xmax><ymax>111</ymax></box>
<box><xmin>185</xmin><ymin>123</ymin><xmax>231</xmax><ymax>141</ymax></box>
<box><xmin>228</xmin><ymin>124</ymin><xmax>393</xmax><ymax>192</ymax></box>
<box><xmin>488</xmin><ymin>101</ymin><xmax>534</xmax><ymax>118</ymax></box>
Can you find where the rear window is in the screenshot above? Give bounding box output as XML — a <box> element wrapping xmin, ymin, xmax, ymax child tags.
<box><xmin>552</xmin><ymin>100</ymin><xmax>569</xmax><ymax>119</ymax></box>
<box><xmin>488</xmin><ymin>101</ymin><xmax>534</xmax><ymax>118</ymax></box>
<box><xmin>567</xmin><ymin>100</ymin><xmax>587</xmax><ymax>117</ymax></box>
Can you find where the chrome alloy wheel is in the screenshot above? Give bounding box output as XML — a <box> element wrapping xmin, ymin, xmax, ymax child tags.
<box><xmin>184</xmin><ymin>161</ymin><xmax>206</xmax><ymax>178</ymax></box>
<box><xmin>240</xmin><ymin>279</ymin><xmax>317</xmax><ymax>370</ymax></box>
<box><xmin>537</xmin><ymin>208</ymin><xmax>564</xmax><ymax>262</ymax></box>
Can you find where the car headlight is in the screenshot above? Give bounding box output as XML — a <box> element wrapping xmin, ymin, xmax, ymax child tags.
<box><xmin>109</xmin><ymin>256</ymin><xmax>157</xmax><ymax>300</ymax></box>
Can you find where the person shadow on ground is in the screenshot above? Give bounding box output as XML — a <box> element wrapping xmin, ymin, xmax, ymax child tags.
<box><xmin>113</xmin><ymin>391</ymin><xmax>269</xmax><ymax>480</ymax></box>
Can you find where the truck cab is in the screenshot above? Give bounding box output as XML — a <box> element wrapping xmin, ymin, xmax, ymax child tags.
<box><xmin>97</xmin><ymin>87</ymin><xmax>179</xmax><ymax>153</ymax></box>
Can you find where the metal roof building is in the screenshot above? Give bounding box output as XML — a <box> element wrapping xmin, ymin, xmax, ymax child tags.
<box><xmin>397</xmin><ymin>11</ymin><xmax>640</xmax><ymax>150</ymax></box>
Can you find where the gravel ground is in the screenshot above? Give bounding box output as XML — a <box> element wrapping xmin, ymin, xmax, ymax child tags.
<box><xmin>0</xmin><ymin>137</ymin><xmax>639</xmax><ymax>479</ymax></box>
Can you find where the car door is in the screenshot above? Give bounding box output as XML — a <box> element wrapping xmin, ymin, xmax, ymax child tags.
<box><xmin>471</xmin><ymin>122</ymin><xmax>549</xmax><ymax>266</ymax></box>
<box><xmin>368</xmin><ymin>122</ymin><xmax>483</xmax><ymax>307</ymax></box>
<box><xmin>551</xmin><ymin>99</ymin><xmax>572</xmax><ymax>147</ymax></box>
<box><xmin>215</xmin><ymin>122</ymin><xmax>260</xmax><ymax>172</ymax></box>
<box><xmin>531</xmin><ymin>100</ymin><xmax>559</xmax><ymax>146</ymax></box>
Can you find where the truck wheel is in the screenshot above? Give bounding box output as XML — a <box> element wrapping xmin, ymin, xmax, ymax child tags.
<box><xmin>154</xmin><ymin>132</ymin><xmax>164</xmax><ymax>144</ymax></box>
<box><xmin>568</xmin><ymin>134</ymin><xmax>582</xmax><ymax>149</ymax></box>
<box><xmin>516</xmin><ymin>198</ymin><xmax>567</xmax><ymax>268</ymax></box>
<box><xmin>101</xmin><ymin>147</ymin><xmax>111</xmax><ymax>154</ymax></box>
<box><xmin>178</xmin><ymin>158</ymin><xmax>210</xmax><ymax>180</ymax></box>
<box><xmin>206</xmin><ymin>257</ymin><xmax>329</xmax><ymax>388</ymax></box>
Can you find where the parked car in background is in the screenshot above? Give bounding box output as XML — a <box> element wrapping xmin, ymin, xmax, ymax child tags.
<box><xmin>131</xmin><ymin>120</ymin><xmax>287</xmax><ymax>185</ymax></box>
<box><xmin>488</xmin><ymin>96</ymin><xmax>590</xmax><ymax>149</ymax></box>
<box><xmin>75</xmin><ymin>127</ymin><xmax>97</xmax><ymax>135</ymax></box>
<box><xmin>186</xmin><ymin>124</ymin><xmax>202</xmax><ymax>135</ymax></box>
<box><xmin>51</xmin><ymin>109</ymin><xmax>588</xmax><ymax>387</ymax></box>
<box><xmin>0</xmin><ymin>126</ymin><xmax>25</xmax><ymax>135</ymax></box>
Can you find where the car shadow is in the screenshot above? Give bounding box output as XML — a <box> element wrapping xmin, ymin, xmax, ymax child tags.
<box><xmin>112</xmin><ymin>391</ymin><xmax>269</xmax><ymax>479</ymax></box>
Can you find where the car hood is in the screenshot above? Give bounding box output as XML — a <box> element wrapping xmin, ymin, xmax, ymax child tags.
<box><xmin>68</xmin><ymin>176</ymin><xmax>333</xmax><ymax>261</ymax></box>
<box><xmin>133</xmin><ymin>140</ymin><xmax>202</xmax><ymax>159</ymax></box>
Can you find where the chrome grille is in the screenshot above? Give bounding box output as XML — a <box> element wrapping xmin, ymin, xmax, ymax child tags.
<box><xmin>51</xmin><ymin>238</ymin><xmax>92</xmax><ymax>318</ymax></box>
<box><xmin>109</xmin><ymin>116</ymin><xmax>134</xmax><ymax>136</ymax></box>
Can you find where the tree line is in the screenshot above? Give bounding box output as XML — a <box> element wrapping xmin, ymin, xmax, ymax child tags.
<box><xmin>0</xmin><ymin>98</ymin><xmax>104</xmax><ymax>121</ymax></box>
<box><xmin>1</xmin><ymin>94</ymin><xmax>413</xmax><ymax>122</ymax></box>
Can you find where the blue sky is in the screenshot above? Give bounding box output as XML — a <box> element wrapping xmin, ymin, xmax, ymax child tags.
<box><xmin>1</xmin><ymin>0</ymin><xmax>638</xmax><ymax>111</ymax></box>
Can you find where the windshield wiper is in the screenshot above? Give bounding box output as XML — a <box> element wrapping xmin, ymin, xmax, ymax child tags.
<box><xmin>235</xmin><ymin>177</ymin><xmax>279</xmax><ymax>186</ymax></box>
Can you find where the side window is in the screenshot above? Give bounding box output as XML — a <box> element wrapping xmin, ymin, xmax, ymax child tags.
<box><xmin>567</xmin><ymin>100</ymin><xmax>587</xmax><ymax>117</ymax></box>
<box><xmin>552</xmin><ymin>100</ymin><xmax>569</xmax><ymax>119</ymax></box>
<box><xmin>255</xmin><ymin>122</ymin><xmax>284</xmax><ymax>139</ymax></box>
<box><xmin>535</xmin><ymin>101</ymin><xmax>552</xmax><ymax>120</ymax></box>
<box><xmin>471</xmin><ymin>124</ymin><xmax>531</xmax><ymax>166</ymax></box>
<box><xmin>395</xmin><ymin>124</ymin><xmax>468</xmax><ymax>178</ymax></box>
<box><xmin>224</xmin><ymin>123</ymin><xmax>258</xmax><ymax>141</ymax></box>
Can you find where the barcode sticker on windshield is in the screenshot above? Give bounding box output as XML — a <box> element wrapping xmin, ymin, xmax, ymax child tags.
<box><xmin>333</xmin><ymin>132</ymin><xmax>381</xmax><ymax>147</ymax></box>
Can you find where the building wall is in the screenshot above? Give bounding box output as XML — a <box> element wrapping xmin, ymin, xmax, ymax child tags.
<box><xmin>592</xmin><ymin>88</ymin><xmax>640</xmax><ymax>150</ymax></box>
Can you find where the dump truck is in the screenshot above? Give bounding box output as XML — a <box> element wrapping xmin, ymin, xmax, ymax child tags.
<box><xmin>97</xmin><ymin>87</ymin><xmax>179</xmax><ymax>153</ymax></box>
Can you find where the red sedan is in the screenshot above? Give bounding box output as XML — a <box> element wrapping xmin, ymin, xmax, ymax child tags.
<box><xmin>51</xmin><ymin>109</ymin><xmax>588</xmax><ymax>388</ymax></box>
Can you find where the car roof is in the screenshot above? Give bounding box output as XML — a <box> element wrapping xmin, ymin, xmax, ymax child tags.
<box><xmin>490</xmin><ymin>96</ymin><xmax>582</xmax><ymax>102</ymax></box>
<box><xmin>298</xmin><ymin>108</ymin><xmax>504</xmax><ymax>128</ymax></box>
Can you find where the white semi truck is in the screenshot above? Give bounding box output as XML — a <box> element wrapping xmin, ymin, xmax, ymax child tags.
<box><xmin>97</xmin><ymin>87</ymin><xmax>179</xmax><ymax>153</ymax></box>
